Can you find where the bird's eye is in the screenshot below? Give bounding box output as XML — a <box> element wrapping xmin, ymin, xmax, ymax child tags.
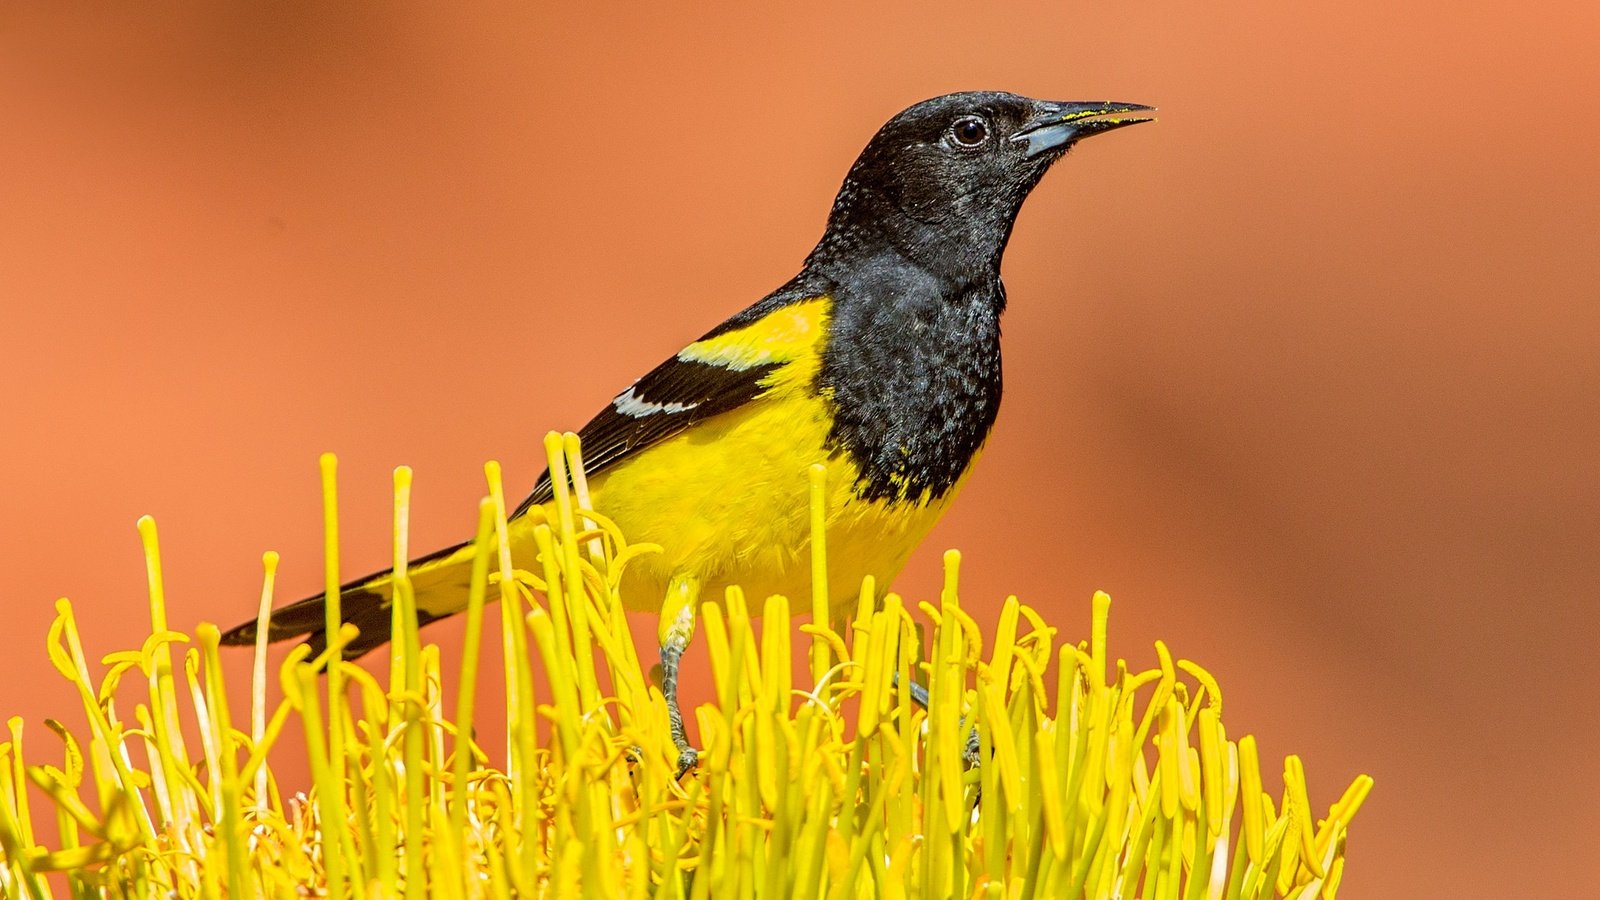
<box><xmin>950</xmin><ymin>116</ymin><xmax>989</xmax><ymax>148</ymax></box>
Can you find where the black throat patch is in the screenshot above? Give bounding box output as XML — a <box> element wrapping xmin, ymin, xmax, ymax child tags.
<box><xmin>817</xmin><ymin>262</ymin><xmax>1003</xmax><ymax>504</ymax></box>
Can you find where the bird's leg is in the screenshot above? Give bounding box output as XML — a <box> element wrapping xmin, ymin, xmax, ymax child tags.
<box><xmin>897</xmin><ymin>673</ymin><xmax>983</xmax><ymax>768</ymax></box>
<box><xmin>659</xmin><ymin>574</ymin><xmax>701</xmax><ymax>778</ymax></box>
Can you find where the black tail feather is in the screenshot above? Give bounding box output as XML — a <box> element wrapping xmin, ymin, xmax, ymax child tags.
<box><xmin>300</xmin><ymin>600</ymin><xmax>445</xmax><ymax>660</ymax></box>
<box><xmin>217</xmin><ymin>581</ymin><xmax>391</xmax><ymax>658</ymax></box>
<box><xmin>218</xmin><ymin>539</ymin><xmax>469</xmax><ymax>661</ymax></box>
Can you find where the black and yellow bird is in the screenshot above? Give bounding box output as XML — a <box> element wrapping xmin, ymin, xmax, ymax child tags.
<box><xmin>220</xmin><ymin>91</ymin><xmax>1152</xmax><ymax>774</ymax></box>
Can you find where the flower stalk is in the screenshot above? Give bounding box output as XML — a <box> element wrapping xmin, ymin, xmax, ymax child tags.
<box><xmin>0</xmin><ymin>433</ymin><xmax>1370</xmax><ymax>898</ymax></box>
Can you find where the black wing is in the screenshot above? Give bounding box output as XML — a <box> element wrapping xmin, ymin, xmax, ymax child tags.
<box><xmin>510</xmin><ymin>353</ymin><xmax>780</xmax><ymax>518</ymax></box>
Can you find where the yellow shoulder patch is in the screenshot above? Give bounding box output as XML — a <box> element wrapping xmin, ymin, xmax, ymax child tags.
<box><xmin>677</xmin><ymin>297</ymin><xmax>831</xmax><ymax>371</ymax></box>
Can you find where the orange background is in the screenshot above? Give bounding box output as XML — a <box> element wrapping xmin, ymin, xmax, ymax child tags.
<box><xmin>2</xmin><ymin>4</ymin><xmax>1597</xmax><ymax>896</ymax></box>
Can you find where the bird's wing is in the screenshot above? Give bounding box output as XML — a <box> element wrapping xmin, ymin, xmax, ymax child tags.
<box><xmin>511</xmin><ymin>295</ymin><xmax>829</xmax><ymax>517</ymax></box>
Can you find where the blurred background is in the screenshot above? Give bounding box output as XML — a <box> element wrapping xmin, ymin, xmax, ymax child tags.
<box><xmin>2</xmin><ymin>2</ymin><xmax>1596</xmax><ymax>895</ymax></box>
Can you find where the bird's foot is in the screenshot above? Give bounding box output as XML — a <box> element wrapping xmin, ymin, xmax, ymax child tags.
<box><xmin>896</xmin><ymin>672</ymin><xmax>985</xmax><ymax>772</ymax></box>
<box><xmin>623</xmin><ymin>742</ymin><xmax>698</xmax><ymax>779</ymax></box>
<box><xmin>674</xmin><ymin>745</ymin><xmax>700</xmax><ymax>780</ymax></box>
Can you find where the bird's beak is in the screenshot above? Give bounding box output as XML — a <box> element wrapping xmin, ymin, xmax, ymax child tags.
<box><xmin>1013</xmin><ymin>101</ymin><xmax>1155</xmax><ymax>157</ymax></box>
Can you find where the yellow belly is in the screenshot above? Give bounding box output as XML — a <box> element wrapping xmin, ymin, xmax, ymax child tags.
<box><xmin>570</xmin><ymin>389</ymin><xmax>969</xmax><ymax>617</ymax></box>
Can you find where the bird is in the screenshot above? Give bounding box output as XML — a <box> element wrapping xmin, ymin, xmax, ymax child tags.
<box><xmin>220</xmin><ymin>90</ymin><xmax>1152</xmax><ymax>777</ymax></box>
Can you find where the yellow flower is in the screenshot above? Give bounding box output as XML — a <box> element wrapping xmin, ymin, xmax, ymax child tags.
<box><xmin>0</xmin><ymin>434</ymin><xmax>1370</xmax><ymax>898</ymax></box>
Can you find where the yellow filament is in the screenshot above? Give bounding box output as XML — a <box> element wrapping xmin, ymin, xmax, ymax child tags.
<box><xmin>808</xmin><ymin>463</ymin><xmax>831</xmax><ymax>684</ymax></box>
<box><xmin>0</xmin><ymin>442</ymin><xmax>1368</xmax><ymax>898</ymax></box>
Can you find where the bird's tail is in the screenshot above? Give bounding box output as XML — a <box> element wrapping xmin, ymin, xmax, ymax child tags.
<box><xmin>218</xmin><ymin>540</ymin><xmax>478</xmax><ymax>660</ymax></box>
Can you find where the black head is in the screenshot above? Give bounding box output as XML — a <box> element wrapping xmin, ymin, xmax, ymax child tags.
<box><xmin>807</xmin><ymin>91</ymin><xmax>1153</xmax><ymax>280</ymax></box>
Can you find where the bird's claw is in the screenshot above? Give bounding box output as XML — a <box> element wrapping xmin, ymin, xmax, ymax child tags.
<box><xmin>896</xmin><ymin>672</ymin><xmax>985</xmax><ymax>773</ymax></box>
<box><xmin>675</xmin><ymin>746</ymin><xmax>700</xmax><ymax>780</ymax></box>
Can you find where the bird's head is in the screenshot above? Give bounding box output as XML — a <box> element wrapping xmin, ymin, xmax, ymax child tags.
<box><xmin>809</xmin><ymin>91</ymin><xmax>1153</xmax><ymax>279</ymax></box>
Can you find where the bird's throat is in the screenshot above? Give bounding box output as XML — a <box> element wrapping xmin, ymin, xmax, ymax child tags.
<box><xmin>816</xmin><ymin>271</ymin><xmax>1004</xmax><ymax>504</ymax></box>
